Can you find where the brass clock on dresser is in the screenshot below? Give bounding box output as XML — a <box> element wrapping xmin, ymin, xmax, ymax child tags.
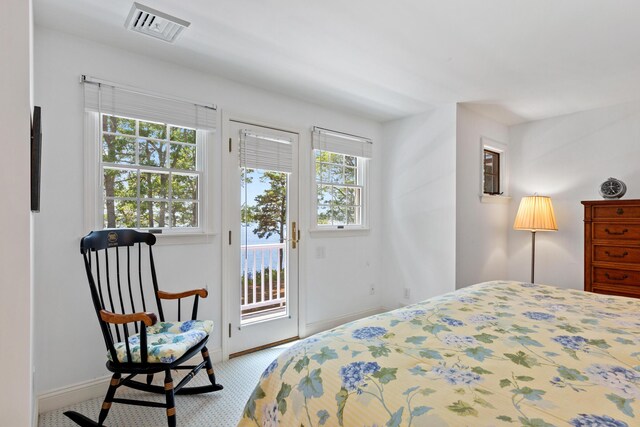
<box><xmin>582</xmin><ymin>199</ymin><xmax>640</xmax><ymax>298</ymax></box>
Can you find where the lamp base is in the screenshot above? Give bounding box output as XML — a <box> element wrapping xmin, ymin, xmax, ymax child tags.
<box><xmin>530</xmin><ymin>231</ymin><xmax>536</xmax><ymax>283</ymax></box>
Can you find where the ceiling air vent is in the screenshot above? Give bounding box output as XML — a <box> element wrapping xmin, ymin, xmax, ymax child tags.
<box><xmin>124</xmin><ymin>2</ymin><xmax>190</xmax><ymax>43</ymax></box>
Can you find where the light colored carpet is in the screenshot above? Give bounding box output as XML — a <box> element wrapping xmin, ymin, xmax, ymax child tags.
<box><xmin>38</xmin><ymin>345</ymin><xmax>290</xmax><ymax>427</ymax></box>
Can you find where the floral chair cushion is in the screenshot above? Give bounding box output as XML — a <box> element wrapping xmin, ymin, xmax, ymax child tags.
<box><xmin>109</xmin><ymin>320</ymin><xmax>213</xmax><ymax>364</ymax></box>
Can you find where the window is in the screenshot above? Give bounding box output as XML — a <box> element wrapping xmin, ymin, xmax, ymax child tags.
<box><xmin>311</xmin><ymin>127</ymin><xmax>372</xmax><ymax>229</ymax></box>
<box><xmin>101</xmin><ymin>114</ymin><xmax>202</xmax><ymax>230</ymax></box>
<box><xmin>483</xmin><ymin>149</ymin><xmax>500</xmax><ymax>195</ymax></box>
<box><xmin>480</xmin><ymin>137</ymin><xmax>509</xmax><ymax>202</ymax></box>
<box><xmin>315</xmin><ymin>151</ymin><xmax>363</xmax><ymax>226</ymax></box>
<box><xmin>83</xmin><ymin>77</ymin><xmax>216</xmax><ymax>234</ymax></box>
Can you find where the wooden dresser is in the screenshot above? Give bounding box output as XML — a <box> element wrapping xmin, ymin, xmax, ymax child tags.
<box><xmin>582</xmin><ymin>199</ymin><xmax>640</xmax><ymax>298</ymax></box>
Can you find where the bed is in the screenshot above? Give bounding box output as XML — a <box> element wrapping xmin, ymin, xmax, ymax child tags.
<box><xmin>237</xmin><ymin>281</ymin><xmax>640</xmax><ymax>427</ymax></box>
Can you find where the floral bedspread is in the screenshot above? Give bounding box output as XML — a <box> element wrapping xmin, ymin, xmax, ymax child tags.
<box><xmin>238</xmin><ymin>281</ymin><xmax>640</xmax><ymax>427</ymax></box>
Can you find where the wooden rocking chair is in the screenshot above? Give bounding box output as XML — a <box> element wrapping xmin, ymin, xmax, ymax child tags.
<box><xmin>65</xmin><ymin>229</ymin><xmax>223</xmax><ymax>427</ymax></box>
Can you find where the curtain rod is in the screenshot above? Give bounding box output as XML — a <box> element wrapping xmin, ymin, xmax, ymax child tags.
<box><xmin>313</xmin><ymin>126</ymin><xmax>372</xmax><ymax>144</ymax></box>
<box><xmin>81</xmin><ymin>75</ymin><xmax>217</xmax><ymax>111</ymax></box>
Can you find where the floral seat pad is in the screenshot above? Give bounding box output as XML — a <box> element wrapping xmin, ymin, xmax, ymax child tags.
<box><xmin>109</xmin><ymin>319</ymin><xmax>213</xmax><ymax>364</ymax></box>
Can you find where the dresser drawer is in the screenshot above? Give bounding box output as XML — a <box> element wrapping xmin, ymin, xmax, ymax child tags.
<box><xmin>591</xmin><ymin>283</ymin><xmax>640</xmax><ymax>299</ymax></box>
<box><xmin>593</xmin><ymin>205</ymin><xmax>640</xmax><ymax>220</ymax></box>
<box><xmin>593</xmin><ymin>266</ymin><xmax>640</xmax><ymax>285</ymax></box>
<box><xmin>593</xmin><ymin>245</ymin><xmax>640</xmax><ymax>264</ymax></box>
<box><xmin>593</xmin><ymin>223</ymin><xmax>640</xmax><ymax>240</ymax></box>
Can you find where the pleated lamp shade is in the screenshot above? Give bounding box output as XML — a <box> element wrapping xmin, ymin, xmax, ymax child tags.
<box><xmin>513</xmin><ymin>196</ymin><xmax>558</xmax><ymax>232</ymax></box>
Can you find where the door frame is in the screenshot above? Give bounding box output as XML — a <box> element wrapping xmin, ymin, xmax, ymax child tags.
<box><xmin>221</xmin><ymin>111</ymin><xmax>308</xmax><ymax>360</ymax></box>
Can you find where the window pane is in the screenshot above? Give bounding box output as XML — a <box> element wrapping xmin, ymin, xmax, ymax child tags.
<box><xmin>317</xmin><ymin>205</ymin><xmax>330</xmax><ymax>225</ymax></box>
<box><xmin>140</xmin><ymin>172</ymin><xmax>168</xmax><ymax>198</ymax></box>
<box><xmin>333</xmin><ymin>186</ymin><xmax>348</xmax><ymax>204</ymax></box>
<box><xmin>315</xmin><ymin>162</ymin><xmax>326</xmax><ymax>182</ymax></box>
<box><xmin>329</xmin><ymin>152</ymin><xmax>344</xmax><ymax>165</ymax></box>
<box><xmin>104</xmin><ymin>199</ymin><xmax>138</xmax><ymax>229</ymax></box>
<box><xmin>170</xmin><ymin>143</ymin><xmax>196</xmax><ymax>170</ymax></box>
<box><xmin>172</xmin><ymin>174</ymin><xmax>198</xmax><ymax>200</ymax></box>
<box><xmin>315</xmin><ymin>150</ymin><xmax>332</xmax><ymax>163</ymax></box>
<box><xmin>169</xmin><ymin>126</ymin><xmax>196</xmax><ymax>144</ymax></box>
<box><xmin>329</xmin><ymin>164</ymin><xmax>343</xmax><ymax>184</ymax></box>
<box><xmin>484</xmin><ymin>156</ymin><xmax>494</xmax><ymax>174</ymax></box>
<box><xmin>332</xmin><ymin>207</ymin><xmax>347</xmax><ymax>225</ymax></box>
<box><xmin>321</xmin><ymin>163</ymin><xmax>332</xmax><ymax>182</ymax></box>
<box><xmin>139</xmin><ymin>139</ymin><xmax>165</xmax><ymax>167</ymax></box>
<box><xmin>104</xmin><ymin>168</ymin><xmax>137</xmax><ymax>198</ymax></box>
<box><xmin>140</xmin><ymin>201</ymin><xmax>168</xmax><ymax>228</ymax></box>
<box><xmin>139</xmin><ymin>121</ymin><xmax>166</xmax><ymax>139</ymax></box>
<box><xmin>345</xmin><ymin>187</ymin><xmax>360</xmax><ymax>206</ymax></box>
<box><xmin>317</xmin><ymin>185</ymin><xmax>332</xmax><ymax>204</ymax></box>
<box><xmin>345</xmin><ymin>166</ymin><xmax>357</xmax><ymax>184</ymax></box>
<box><xmin>172</xmin><ymin>202</ymin><xmax>198</xmax><ymax>227</ymax></box>
<box><xmin>345</xmin><ymin>156</ymin><xmax>357</xmax><ymax>167</ymax></box>
<box><xmin>102</xmin><ymin>115</ymin><xmax>135</xmax><ymax>135</ymax></box>
<box><xmin>103</xmin><ymin>135</ymin><xmax>135</xmax><ymax>164</ymax></box>
<box><xmin>484</xmin><ymin>174</ymin><xmax>494</xmax><ymax>193</ymax></box>
<box><xmin>346</xmin><ymin>207</ymin><xmax>357</xmax><ymax>225</ymax></box>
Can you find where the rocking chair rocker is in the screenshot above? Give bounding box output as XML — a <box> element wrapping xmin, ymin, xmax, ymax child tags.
<box><xmin>65</xmin><ymin>229</ymin><xmax>223</xmax><ymax>427</ymax></box>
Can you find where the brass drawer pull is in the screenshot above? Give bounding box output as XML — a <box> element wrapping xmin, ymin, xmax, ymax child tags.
<box><xmin>604</xmin><ymin>228</ymin><xmax>629</xmax><ymax>236</ymax></box>
<box><xmin>605</xmin><ymin>273</ymin><xmax>629</xmax><ymax>281</ymax></box>
<box><xmin>617</xmin><ymin>208</ymin><xmax>625</xmax><ymax>215</ymax></box>
<box><xmin>605</xmin><ymin>251</ymin><xmax>629</xmax><ymax>258</ymax></box>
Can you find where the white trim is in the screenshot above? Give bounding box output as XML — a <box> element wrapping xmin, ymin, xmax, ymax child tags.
<box><xmin>83</xmin><ymin>112</ymin><xmax>101</xmax><ymax>234</ymax></box>
<box><xmin>304</xmin><ymin>306</ymin><xmax>387</xmax><ymax>337</ymax></box>
<box><xmin>480</xmin><ymin>194</ymin><xmax>512</xmax><ymax>204</ymax></box>
<box><xmin>37</xmin><ymin>349</ymin><xmax>223</xmax><ymax>413</ymax></box>
<box><xmin>480</xmin><ymin>136</ymin><xmax>509</xmax><ymax>198</ymax></box>
<box><xmin>153</xmin><ymin>232</ymin><xmax>217</xmax><ymax>245</ymax></box>
<box><xmin>308</xmin><ymin>228</ymin><xmax>370</xmax><ymax>237</ymax></box>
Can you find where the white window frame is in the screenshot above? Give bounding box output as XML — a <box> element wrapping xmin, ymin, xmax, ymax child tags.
<box><xmin>480</xmin><ymin>137</ymin><xmax>510</xmax><ymax>203</ymax></box>
<box><xmin>311</xmin><ymin>150</ymin><xmax>370</xmax><ymax>231</ymax></box>
<box><xmin>84</xmin><ymin>112</ymin><xmax>216</xmax><ymax>239</ymax></box>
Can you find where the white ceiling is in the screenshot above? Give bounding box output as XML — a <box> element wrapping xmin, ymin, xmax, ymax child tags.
<box><xmin>35</xmin><ymin>0</ymin><xmax>640</xmax><ymax>124</ymax></box>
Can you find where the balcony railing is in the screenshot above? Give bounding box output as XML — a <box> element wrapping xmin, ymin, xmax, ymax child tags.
<box><xmin>241</xmin><ymin>243</ymin><xmax>286</xmax><ymax>319</ymax></box>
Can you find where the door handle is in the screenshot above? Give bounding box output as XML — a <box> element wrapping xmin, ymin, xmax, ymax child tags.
<box><xmin>290</xmin><ymin>221</ymin><xmax>300</xmax><ymax>249</ymax></box>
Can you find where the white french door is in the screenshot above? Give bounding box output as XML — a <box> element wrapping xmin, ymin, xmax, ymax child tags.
<box><xmin>224</xmin><ymin>120</ymin><xmax>299</xmax><ymax>356</ymax></box>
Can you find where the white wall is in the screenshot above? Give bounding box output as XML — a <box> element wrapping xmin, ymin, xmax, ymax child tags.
<box><xmin>456</xmin><ymin>105</ymin><xmax>510</xmax><ymax>288</ymax></box>
<box><xmin>381</xmin><ymin>106</ymin><xmax>457</xmax><ymax>306</ymax></box>
<box><xmin>0</xmin><ymin>0</ymin><xmax>34</xmax><ymax>425</ymax></box>
<box><xmin>34</xmin><ymin>26</ymin><xmax>382</xmax><ymax>396</ymax></box>
<box><xmin>507</xmin><ymin>101</ymin><xmax>640</xmax><ymax>288</ymax></box>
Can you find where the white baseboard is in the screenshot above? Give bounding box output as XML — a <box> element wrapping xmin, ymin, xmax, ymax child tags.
<box><xmin>37</xmin><ymin>348</ymin><xmax>222</xmax><ymax>414</ymax></box>
<box><xmin>38</xmin><ymin>375</ymin><xmax>112</xmax><ymax>414</ymax></box>
<box><xmin>304</xmin><ymin>306</ymin><xmax>387</xmax><ymax>337</ymax></box>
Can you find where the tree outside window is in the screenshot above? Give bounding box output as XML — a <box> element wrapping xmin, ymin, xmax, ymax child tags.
<box><xmin>101</xmin><ymin>114</ymin><xmax>201</xmax><ymax>230</ymax></box>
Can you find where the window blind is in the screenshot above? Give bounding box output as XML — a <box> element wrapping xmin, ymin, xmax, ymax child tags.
<box><xmin>83</xmin><ymin>77</ymin><xmax>216</xmax><ymax>131</ymax></box>
<box><xmin>239</xmin><ymin>130</ymin><xmax>293</xmax><ymax>173</ymax></box>
<box><xmin>312</xmin><ymin>127</ymin><xmax>372</xmax><ymax>159</ymax></box>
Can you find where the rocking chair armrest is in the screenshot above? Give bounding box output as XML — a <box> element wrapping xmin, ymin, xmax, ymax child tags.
<box><xmin>157</xmin><ymin>288</ymin><xmax>208</xmax><ymax>300</ymax></box>
<box><xmin>99</xmin><ymin>309</ymin><xmax>158</xmax><ymax>327</ymax></box>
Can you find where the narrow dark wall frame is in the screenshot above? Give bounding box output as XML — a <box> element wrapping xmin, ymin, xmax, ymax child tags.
<box><xmin>31</xmin><ymin>105</ymin><xmax>42</xmax><ymax>212</ymax></box>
